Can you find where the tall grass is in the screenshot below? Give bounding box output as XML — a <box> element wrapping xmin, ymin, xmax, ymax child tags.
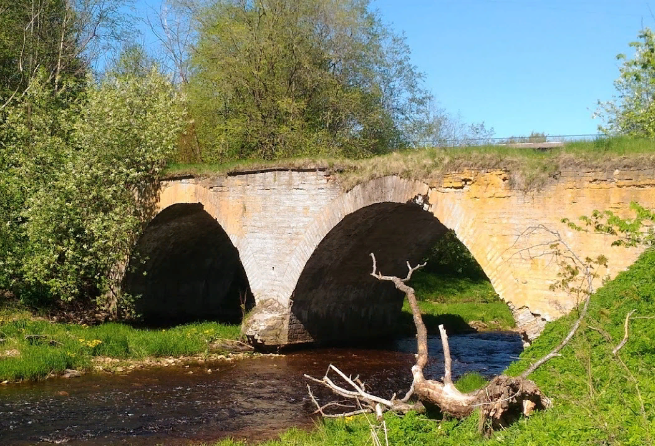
<box><xmin>0</xmin><ymin>319</ymin><xmax>241</xmax><ymax>381</ymax></box>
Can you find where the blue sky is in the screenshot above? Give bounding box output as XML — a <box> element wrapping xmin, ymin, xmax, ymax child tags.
<box><xmin>135</xmin><ymin>0</ymin><xmax>653</xmax><ymax>138</ymax></box>
<box><xmin>370</xmin><ymin>0</ymin><xmax>652</xmax><ymax>137</ymax></box>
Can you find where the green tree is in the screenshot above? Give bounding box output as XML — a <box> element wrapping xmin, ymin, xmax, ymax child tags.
<box><xmin>186</xmin><ymin>0</ymin><xmax>432</xmax><ymax>162</ymax></box>
<box><xmin>0</xmin><ymin>66</ymin><xmax>184</xmax><ymax>311</ymax></box>
<box><xmin>0</xmin><ymin>0</ymin><xmax>135</xmax><ymax>107</ymax></box>
<box><xmin>0</xmin><ymin>70</ymin><xmax>79</xmax><ymax>297</ymax></box>
<box><xmin>0</xmin><ymin>0</ymin><xmax>80</xmax><ymax>102</ymax></box>
<box><xmin>596</xmin><ymin>28</ymin><xmax>655</xmax><ymax>137</ymax></box>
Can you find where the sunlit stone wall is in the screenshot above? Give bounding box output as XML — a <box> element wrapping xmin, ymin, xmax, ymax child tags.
<box><xmin>148</xmin><ymin>167</ymin><xmax>655</xmax><ymax>345</ymax></box>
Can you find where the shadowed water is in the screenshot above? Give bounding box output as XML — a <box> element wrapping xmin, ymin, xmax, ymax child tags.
<box><xmin>0</xmin><ymin>332</ymin><xmax>522</xmax><ymax>445</ymax></box>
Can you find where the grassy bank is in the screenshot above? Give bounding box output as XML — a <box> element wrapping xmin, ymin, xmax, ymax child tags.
<box><xmin>0</xmin><ymin>313</ymin><xmax>241</xmax><ymax>382</ymax></box>
<box><xmin>215</xmin><ymin>248</ymin><xmax>655</xmax><ymax>445</ymax></box>
<box><xmin>0</xmin><ymin>269</ymin><xmax>508</xmax><ymax>382</ymax></box>
<box><xmin>165</xmin><ymin>137</ymin><xmax>655</xmax><ymax>191</ymax></box>
<box><xmin>399</xmin><ymin>270</ymin><xmax>516</xmax><ymax>333</ymax></box>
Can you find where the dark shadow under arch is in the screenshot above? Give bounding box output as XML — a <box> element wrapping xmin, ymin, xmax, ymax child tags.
<box><xmin>288</xmin><ymin>201</ymin><xmax>449</xmax><ymax>344</ymax></box>
<box><xmin>124</xmin><ymin>203</ymin><xmax>252</xmax><ymax>325</ymax></box>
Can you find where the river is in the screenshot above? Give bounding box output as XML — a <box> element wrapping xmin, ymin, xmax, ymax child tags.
<box><xmin>0</xmin><ymin>332</ymin><xmax>522</xmax><ymax>445</ymax></box>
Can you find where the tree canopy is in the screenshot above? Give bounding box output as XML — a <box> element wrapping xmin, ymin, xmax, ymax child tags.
<box><xmin>0</xmin><ymin>0</ymin><xmax>134</xmax><ymax>105</ymax></box>
<box><xmin>0</xmin><ymin>59</ymin><xmax>184</xmax><ymax>312</ymax></box>
<box><xmin>186</xmin><ymin>0</ymin><xmax>434</xmax><ymax>161</ymax></box>
<box><xmin>596</xmin><ymin>28</ymin><xmax>655</xmax><ymax>137</ymax></box>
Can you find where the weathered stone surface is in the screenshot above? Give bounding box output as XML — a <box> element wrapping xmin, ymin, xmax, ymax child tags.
<box><xmin>140</xmin><ymin>168</ymin><xmax>655</xmax><ymax>345</ymax></box>
<box><xmin>243</xmin><ymin>299</ymin><xmax>289</xmax><ymax>347</ymax></box>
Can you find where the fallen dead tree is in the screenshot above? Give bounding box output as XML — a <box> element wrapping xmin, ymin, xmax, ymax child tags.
<box><xmin>305</xmin><ymin>253</ymin><xmax>552</xmax><ymax>430</ymax></box>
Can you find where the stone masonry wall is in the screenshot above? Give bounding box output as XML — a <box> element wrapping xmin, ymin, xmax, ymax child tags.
<box><xmin>154</xmin><ymin>168</ymin><xmax>655</xmax><ymax>345</ymax></box>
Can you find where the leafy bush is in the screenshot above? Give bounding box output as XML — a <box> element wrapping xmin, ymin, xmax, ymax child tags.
<box><xmin>0</xmin><ymin>67</ymin><xmax>184</xmax><ymax>310</ymax></box>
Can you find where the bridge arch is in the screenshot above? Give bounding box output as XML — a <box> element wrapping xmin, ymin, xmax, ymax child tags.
<box><xmin>123</xmin><ymin>202</ymin><xmax>252</xmax><ymax>324</ymax></box>
<box><xmin>281</xmin><ymin>176</ymin><xmax>504</xmax><ymax>344</ymax></box>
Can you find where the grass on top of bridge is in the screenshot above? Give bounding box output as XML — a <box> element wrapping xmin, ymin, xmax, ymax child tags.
<box><xmin>165</xmin><ymin>136</ymin><xmax>655</xmax><ymax>190</ymax></box>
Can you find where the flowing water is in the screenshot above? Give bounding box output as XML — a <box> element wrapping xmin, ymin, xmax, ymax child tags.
<box><xmin>0</xmin><ymin>332</ymin><xmax>523</xmax><ymax>445</ymax></box>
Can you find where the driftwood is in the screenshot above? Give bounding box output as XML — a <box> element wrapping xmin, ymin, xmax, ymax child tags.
<box><xmin>305</xmin><ymin>253</ymin><xmax>552</xmax><ymax>429</ymax></box>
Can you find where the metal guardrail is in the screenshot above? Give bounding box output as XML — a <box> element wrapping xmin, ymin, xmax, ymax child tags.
<box><xmin>415</xmin><ymin>134</ymin><xmax>606</xmax><ymax>149</ymax></box>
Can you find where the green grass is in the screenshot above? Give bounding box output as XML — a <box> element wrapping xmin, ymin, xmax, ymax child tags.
<box><xmin>0</xmin><ymin>317</ymin><xmax>241</xmax><ymax>381</ymax></box>
<box><xmin>395</xmin><ymin>270</ymin><xmax>516</xmax><ymax>333</ymax></box>
<box><xmin>165</xmin><ymin>137</ymin><xmax>655</xmax><ymax>191</ymax></box>
<box><xmin>395</xmin><ymin>300</ymin><xmax>516</xmax><ymax>335</ymax></box>
<box><xmin>410</xmin><ymin>270</ymin><xmax>500</xmax><ymax>304</ymax></box>
<box><xmin>454</xmin><ymin>372</ymin><xmax>488</xmax><ymax>393</ymax></box>
<box><xmin>213</xmin><ymin>247</ymin><xmax>655</xmax><ymax>445</ymax></box>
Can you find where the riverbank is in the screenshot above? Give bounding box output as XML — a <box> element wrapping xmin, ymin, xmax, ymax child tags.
<box><xmin>405</xmin><ymin>270</ymin><xmax>516</xmax><ymax>334</ymax></box>
<box><xmin>212</xmin><ymin>248</ymin><xmax>655</xmax><ymax>445</ymax></box>
<box><xmin>0</xmin><ymin>292</ymin><xmax>512</xmax><ymax>383</ymax></box>
<box><xmin>0</xmin><ymin>314</ymin><xmax>243</xmax><ymax>382</ymax></box>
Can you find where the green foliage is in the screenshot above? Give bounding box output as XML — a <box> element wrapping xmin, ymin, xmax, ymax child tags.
<box><xmin>410</xmin><ymin>271</ymin><xmax>499</xmax><ymax>304</ymax></box>
<box><xmin>421</xmin><ymin>230</ymin><xmax>488</xmax><ymax>280</ymax></box>
<box><xmin>454</xmin><ymin>372</ymin><xmax>487</xmax><ymax>393</ymax></box>
<box><xmin>402</xmin><ymin>233</ymin><xmax>514</xmax><ymax>332</ymax></box>
<box><xmin>0</xmin><ymin>0</ymin><xmax>134</xmax><ymax>104</ymax></box>
<box><xmin>597</xmin><ymin>28</ymin><xmax>655</xmax><ymax>137</ymax></box>
<box><xmin>397</xmin><ymin>300</ymin><xmax>516</xmax><ymax>334</ymax></box>
<box><xmin>186</xmin><ymin>0</ymin><xmax>432</xmax><ymax>162</ymax></box>
<box><xmin>570</xmin><ymin>201</ymin><xmax>655</xmax><ymax>248</ymax></box>
<box><xmin>0</xmin><ymin>0</ymin><xmax>83</xmax><ymax>101</ymax></box>
<box><xmin>0</xmin><ymin>65</ymin><xmax>184</xmax><ymax>309</ymax></box>
<box><xmin>506</xmin><ymin>247</ymin><xmax>655</xmax><ymax>444</ymax></box>
<box><xmin>0</xmin><ymin>316</ymin><xmax>241</xmax><ymax>381</ymax></box>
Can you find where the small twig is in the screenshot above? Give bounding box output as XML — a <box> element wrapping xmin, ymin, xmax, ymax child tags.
<box><xmin>322</xmin><ymin>409</ymin><xmax>371</xmax><ymax>418</ymax></box>
<box><xmin>586</xmin><ymin>324</ymin><xmax>613</xmax><ymax>342</ymax></box>
<box><xmin>304</xmin><ymin>366</ymin><xmax>393</xmax><ymax>409</ymax></box>
<box><xmin>609</xmin><ymin>311</ymin><xmax>652</xmax><ymax>423</ymax></box>
<box><xmin>311</xmin><ymin>401</ymin><xmax>357</xmax><ymax>414</ymax></box>
<box><xmin>307</xmin><ymin>385</ymin><xmax>324</xmax><ymax>416</ymax></box>
<box><xmin>370</xmin><ymin>253</ymin><xmax>425</xmax><ymax>283</ymax></box>
<box><xmin>306</xmin><ymin>384</ymin><xmax>368</xmax><ymax>417</ymax></box>
<box><xmin>612</xmin><ymin>310</ymin><xmax>636</xmax><ymax>356</ymax></box>
<box><xmin>518</xmin><ymin>226</ymin><xmax>597</xmax><ymax>379</ymax></box>
<box><xmin>399</xmin><ymin>382</ymin><xmax>414</xmax><ymax>403</ymax></box>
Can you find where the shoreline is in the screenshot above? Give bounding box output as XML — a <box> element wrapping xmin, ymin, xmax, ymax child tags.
<box><xmin>0</xmin><ymin>348</ymin><xmax>266</xmax><ymax>385</ymax></box>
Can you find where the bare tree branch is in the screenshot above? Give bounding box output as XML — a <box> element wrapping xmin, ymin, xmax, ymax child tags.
<box><xmin>612</xmin><ymin>309</ymin><xmax>637</xmax><ymax>356</ymax></box>
<box><xmin>511</xmin><ymin>225</ymin><xmax>599</xmax><ymax>379</ymax></box>
<box><xmin>306</xmin><ymin>253</ymin><xmax>550</xmax><ymax>429</ymax></box>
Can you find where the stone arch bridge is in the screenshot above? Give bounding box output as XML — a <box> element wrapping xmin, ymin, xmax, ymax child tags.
<box><xmin>123</xmin><ymin>168</ymin><xmax>655</xmax><ymax>346</ymax></box>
